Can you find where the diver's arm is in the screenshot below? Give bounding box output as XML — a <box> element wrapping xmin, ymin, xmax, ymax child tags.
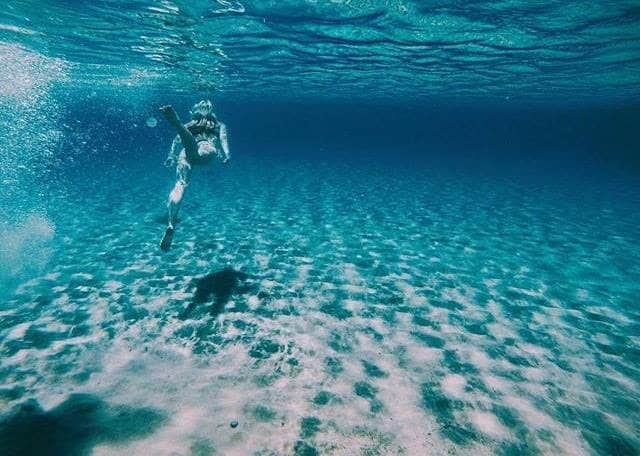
<box><xmin>219</xmin><ymin>122</ymin><xmax>230</xmax><ymax>163</ymax></box>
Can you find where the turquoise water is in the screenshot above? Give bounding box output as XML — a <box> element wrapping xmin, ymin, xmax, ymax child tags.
<box><xmin>1</xmin><ymin>2</ymin><xmax>640</xmax><ymax>455</ymax></box>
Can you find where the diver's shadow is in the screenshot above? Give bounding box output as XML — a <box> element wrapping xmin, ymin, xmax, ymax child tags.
<box><xmin>0</xmin><ymin>394</ymin><xmax>165</xmax><ymax>456</ymax></box>
<box><xmin>181</xmin><ymin>267</ymin><xmax>254</xmax><ymax>319</ymax></box>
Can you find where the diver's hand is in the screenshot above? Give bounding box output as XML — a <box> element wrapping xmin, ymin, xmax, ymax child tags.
<box><xmin>164</xmin><ymin>157</ymin><xmax>175</xmax><ymax>168</ymax></box>
<box><xmin>221</xmin><ymin>157</ymin><xmax>230</xmax><ymax>164</ymax></box>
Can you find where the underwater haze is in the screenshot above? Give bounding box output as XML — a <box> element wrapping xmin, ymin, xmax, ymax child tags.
<box><xmin>1</xmin><ymin>1</ymin><xmax>640</xmax><ymax>455</ymax></box>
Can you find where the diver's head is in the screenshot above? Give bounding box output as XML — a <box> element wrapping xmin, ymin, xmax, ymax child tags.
<box><xmin>190</xmin><ymin>99</ymin><xmax>215</xmax><ymax>121</ymax></box>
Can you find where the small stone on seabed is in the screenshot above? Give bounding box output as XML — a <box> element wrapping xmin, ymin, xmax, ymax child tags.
<box><xmin>230</xmin><ymin>420</ymin><xmax>238</xmax><ymax>428</ymax></box>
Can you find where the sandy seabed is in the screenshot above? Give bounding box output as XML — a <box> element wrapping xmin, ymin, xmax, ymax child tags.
<box><xmin>1</xmin><ymin>158</ymin><xmax>639</xmax><ymax>455</ymax></box>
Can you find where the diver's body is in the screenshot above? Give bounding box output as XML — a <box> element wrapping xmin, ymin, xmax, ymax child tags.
<box><xmin>159</xmin><ymin>101</ymin><xmax>230</xmax><ymax>251</ymax></box>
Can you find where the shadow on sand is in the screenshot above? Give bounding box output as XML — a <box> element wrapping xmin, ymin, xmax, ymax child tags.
<box><xmin>181</xmin><ymin>267</ymin><xmax>254</xmax><ymax>319</ymax></box>
<box><xmin>0</xmin><ymin>394</ymin><xmax>166</xmax><ymax>456</ymax></box>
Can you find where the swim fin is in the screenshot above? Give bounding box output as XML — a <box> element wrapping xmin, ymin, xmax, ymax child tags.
<box><xmin>160</xmin><ymin>226</ymin><xmax>174</xmax><ymax>251</ymax></box>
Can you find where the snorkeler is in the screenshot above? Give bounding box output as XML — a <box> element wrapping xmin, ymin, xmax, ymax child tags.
<box><xmin>159</xmin><ymin>100</ymin><xmax>230</xmax><ymax>251</ymax></box>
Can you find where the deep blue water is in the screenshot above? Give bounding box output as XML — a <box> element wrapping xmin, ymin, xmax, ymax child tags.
<box><xmin>1</xmin><ymin>2</ymin><xmax>640</xmax><ymax>455</ymax></box>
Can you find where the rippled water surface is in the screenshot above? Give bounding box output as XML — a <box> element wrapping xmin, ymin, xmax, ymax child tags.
<box><xmin>1</xmin><ymin>0</ymin><xmax>640</xmax><ymax>102</ymax></box>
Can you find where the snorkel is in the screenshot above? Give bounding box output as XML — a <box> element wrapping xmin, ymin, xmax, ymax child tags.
<box><xmin>190</xmin><ymin>99</ymin><xmax>216</xmax><ymax>122</ymax></box>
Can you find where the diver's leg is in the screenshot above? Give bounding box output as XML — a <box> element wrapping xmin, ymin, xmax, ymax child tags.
<box><xmin>160</xmin><ymin>153</ymin><xmax>191</xmax><ymax>251</ymax></box>
<box><xmin>167</xmin><ymin>181</ymin><xmax>186</xmax><ymax>229</ymax></box>
<box><xmin>161</xmin><ymin>181</ymin><xmax>186</xmax><ymax>251</ymax></box>
<box><xmin>160</xmin><ymin>105</ymin><xmax>199</xmax><ymax>161</ymax></box>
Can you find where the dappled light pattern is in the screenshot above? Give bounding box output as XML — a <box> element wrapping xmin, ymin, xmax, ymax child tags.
<box><xmin>1</xmin><ymin>156</ymin><xmax>638</xmax><ymax>454</ymax></box>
